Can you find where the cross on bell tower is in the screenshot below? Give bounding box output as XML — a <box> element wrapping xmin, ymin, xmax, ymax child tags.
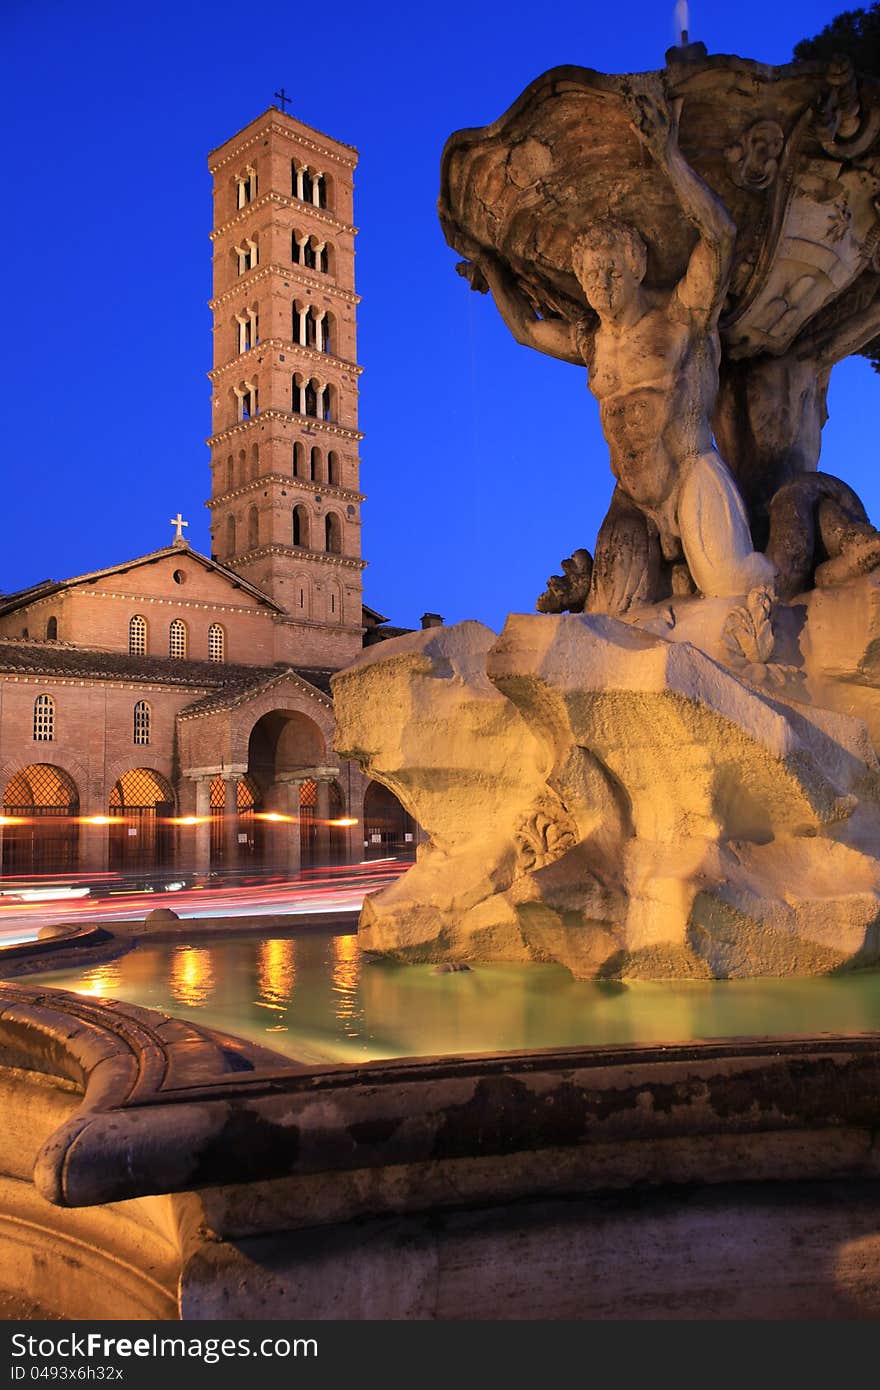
<box><xmin>274</xmin><ymin>87</ymin><xmax>291</xmax><ymax>114</ymax></box>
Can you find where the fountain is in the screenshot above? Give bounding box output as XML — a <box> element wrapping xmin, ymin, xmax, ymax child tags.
<box><xmin>332</xmin><ymin>41</ymin><xmax>880</xmax><ymax>981</ymax></box>
<box><xmin>5</xmin><ymin>34</ymin><xmax>880</xmax><ymax>1321</ymax></box>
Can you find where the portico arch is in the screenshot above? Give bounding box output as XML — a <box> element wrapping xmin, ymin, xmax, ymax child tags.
<box><xmin>1</xmin><ymin>763</ymin><xmax>80</xmax><ymax>874</ymax></box>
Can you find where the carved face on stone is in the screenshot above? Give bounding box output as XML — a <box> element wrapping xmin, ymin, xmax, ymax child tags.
<box><xmin>571</xmin><ymin>223</ymin><xmax>646</xmax><ymax>319</ymax></box>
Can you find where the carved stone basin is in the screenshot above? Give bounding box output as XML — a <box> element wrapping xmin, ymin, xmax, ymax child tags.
<box><xmin>439</xmin><ymin>53</ymin><xmax>880</xmax><ymax>359</ymax></box>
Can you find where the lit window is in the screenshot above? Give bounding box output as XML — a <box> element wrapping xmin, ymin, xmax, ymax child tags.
<box><xmin>133</xmin><ymin>700</ymin><xmax>151</xmax><ymax>746</ymax></box>
<box><xmin>169</xmin><ymin>619</ymin><xmax>187</xmax><ymax>659</ymax></box>
<box><xmin>33</xmin><ymin>694</ymin><xmax>54</xmax><ymax>742</ymax></box>
<box><xmin>208</xmin><ymin>623</ymin><xmax>225</xmax><ymax>663</ymax></box>
<box><xmin>129</xmin><ymin>615</ymin><xmax>147</xmax><ymax>655</ymax></box>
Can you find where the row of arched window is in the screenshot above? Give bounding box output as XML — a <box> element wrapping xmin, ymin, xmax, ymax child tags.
<box><xmin>230</xmin><ymin>304</ymin><xmax>334</xmax><ymax>359</ymax></box>
<box><xmin>226</xmin><ymin>508</ymin><xmax>342</xmax><ymax>554</ymax></box>
<box><xmin>228</xmin><ymin>375</ymin><xmax>342</xmax><ymax>427</ymax></box>
<box><xmin>32</xmin><ymin>694</ymin><xmax>152</xmax><ymax>746</ymax></box>
<box><xmin>234</xmin><ymin>160</ymin><xmax>333</xmax><ymax>211</ymax></box>
<box><xmin>293</xmin><ymin>232</ymin><xmax>330</xmax><ymax>273</ymax></box>
<box><xmin>219</xmin><ymin>443</ymin><xmax>342</xmax><ymax>492</ymax></box>
<box><xmin>291</xmin><ymin>163</ymin><xmax>329</xmax><ymax>209</ymax></box>
<box><xmin>292</xmin><ymin>375</ymin><xmax>334</xmax><ymax>420</ymax></box>
<box><xmin>129</xmin><ymin>615</ymin><xmax>225</xmax><ymax>662</ymax></box>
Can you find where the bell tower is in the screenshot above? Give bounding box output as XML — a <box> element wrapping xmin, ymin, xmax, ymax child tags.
<box><xmin>207</xmin><ymin>105</ymin><xmax>365</xmax><ymax>667</ymax></box>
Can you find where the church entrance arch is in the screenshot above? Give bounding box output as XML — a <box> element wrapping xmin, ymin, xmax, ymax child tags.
<box><xmin>109</xmin><ymin>768</ymin><xmax>174</xmax><ymax>872</ymax></box>
<box><xmin>363</xmin><ymin>780</ymin><xmax>418</xmax><ymax>860</ymax></box>
<box><xmin>1</xmin><ymin>764</ymin><xmax>80</xmax><ymax>875</ymax></box>
<box><xmin>245</xmin><ymin>709</ymin><xmax>332</xmax><ymax>869</ymax></box>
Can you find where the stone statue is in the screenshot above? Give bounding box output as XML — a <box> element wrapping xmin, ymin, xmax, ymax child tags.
<box><xmin>328</xmin><ymin>46</ymin><xmax>880</xmax><ymax>985</ymax></box>
<box><xmin>536</xmin><ymin>548</ymin><xmax>593</xmax><ymax>613</ymax></box>
<box><xmin>459</xmin><ymin>82</ymin><xmax>773</xmax><ymax>613</ymax></box>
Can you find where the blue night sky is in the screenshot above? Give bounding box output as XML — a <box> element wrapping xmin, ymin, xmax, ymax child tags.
<box><xmin>3</xmin><ymin>0</ymin><xmax>877</xmax><ymax>633</ymax></box>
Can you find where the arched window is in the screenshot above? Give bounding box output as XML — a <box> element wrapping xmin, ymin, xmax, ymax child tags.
<box><xmin>293</xmin><ymin>441</ymin><xmax>304</xmax><ymax>477</ymax></box>
<box><xmin>129</xmin><ymin>615</ymin><xmax>147</xmax><ymax>655</ymax></box>
<box><xmin>325</xmin><ymin>512</ymin><xmax>342</xmax><ymax>554</ymax></box>
<box><xmin>317</xmin><ymin>243</ymin><xmax>329</xmax><ymax>274</ymax></box>
<box><xmin>327</xmin><ymin>451</ymin><xmax>339</xmax><ymax>486</ymax></box>
<box><xmin>169</xmin><ymin>619</ymin><xmax>187</xmax><ymax>659</ymax></box>
<box><xmin>251</xmin><ymin>442</ymin><xmax>259</xmax><ymax>479</ymax></box>
<box><xmin>33</xmin><ymin>694</ymin><xmax>54</xmax><ymax>742</ymax></box>
<box><xmin>226</xmin><ymin>455</ymin><xmax>234</xmax><ymax>490</ymax></box>
<box><xmin>133</xmin><ymin>700</ymin><xmax>151</xmax><ymax>746</ymax></box>
<box><xmin>45</xmin><ymin>616</ymin><xmax>58</xmax><ymax>641</ymax></box>
<box><xmin>310</xmin><ymin>447</ymin><xmax>321</xmax><ymax>482</ymax></box>
<box><xmin>248</xmin><ymin>505</ymin><xmax>259</xmax><ymax>549</ymax></box>
<box><xmin>226</xmin><ymin>514</ymin><xmax>236</xmax><ymax>555</ymax></box>
<box><xmin>208</xmin><ymin>623</ymin><xmax>225</xmax><ymax>663</ymax></box>
<box><xmin>304</xmin><ymin>381</ymin><xmax>318</xmax><ymax>417</ymax></box>
<box><xmin>321</xmin><ymin>313</ymin><xmax>332</xmax><ymax>354</ymax></box>
<box><xmin>293</xmin><ymin>505</ymin><xmax>309</xmax><ymax>548</ymax></box>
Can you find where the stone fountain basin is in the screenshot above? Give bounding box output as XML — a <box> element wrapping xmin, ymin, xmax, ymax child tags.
<box><xmin>2</xmin><ymin>980</ymin><xmax>880</xmax><ymax>1318</ymax></box>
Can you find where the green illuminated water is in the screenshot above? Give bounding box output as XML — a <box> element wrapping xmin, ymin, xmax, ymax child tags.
<box><xmin>32</xmin><ymin>930</ymin><xmax>880</xmax><ymax>1066</ymax></box>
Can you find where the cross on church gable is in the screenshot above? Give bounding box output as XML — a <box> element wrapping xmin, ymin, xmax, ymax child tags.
<box><xmin>170</xmin><ymin>513</ymin><xmax>189</xmax><ymax>545</ymax></box>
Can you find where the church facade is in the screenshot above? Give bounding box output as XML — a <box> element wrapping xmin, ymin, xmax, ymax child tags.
<box><xmin>0</xmin><ymin>106</ymin><xmax>411</xmax><ymax>879</ymax></box>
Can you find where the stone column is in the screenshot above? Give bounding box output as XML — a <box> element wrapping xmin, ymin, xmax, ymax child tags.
<box><xmin>193</xmin><ymin>777</ymin><xmax>211</xmax><ymax>874</ymax></box>
<box><xmin>316</xmin><ymin>384</ymin><xmax>327</xmax><ymax>421</ymax></box>
<box><xmin>312</xmin><ymin>172</ymin><xmax>323</xmax><ymax>206</ymax></box>
<box><xmin>298</xmin><ymin>306</ymin><xmax>308</xmax><ymax>347</ymax></box>
<box><xmin>315</xmin><ymin>779</ymin><xmax>331</xmax><ymax>865</ymax></box>
<box><xmin>314</xmin><ymin>310</ymin><xmax>326</xmax><ymax>353</ymax></box>
<box><xmin>295</xmin><ymin>165</ymin><xmax>305</xmax><ymax>200</ymax></box>
<box><xmin>78</xmin><ymin>802</ymin><xmax>110</xmax><ymax>873</ymax></box>
<box><xmin>223</xmin><ymin>776</ymin><xmax>239</xmax><ymax>874</ymax></box>
<box><xmin>282</xmin><ymin>778</ymin><xmax>302</xmax><ymax>875</ymax></box>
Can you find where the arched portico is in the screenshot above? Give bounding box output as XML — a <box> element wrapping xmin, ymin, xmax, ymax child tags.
<box><xmin>0</xmin><ymin>763</ymin><xmax>80</xmax><ymax>875</ymax></box>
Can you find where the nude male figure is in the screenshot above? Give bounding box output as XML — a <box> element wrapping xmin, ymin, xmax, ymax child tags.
<box><xmin>463</xmin><ymin>87</ymin><xmax>774</xmax><ymax>611</ymax></box>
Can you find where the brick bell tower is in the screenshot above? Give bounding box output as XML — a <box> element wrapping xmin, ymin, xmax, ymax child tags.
<box><xmin>207</xmin><ymin>103</ymin><xmax>365</xmax><ymax>667</ymax></box>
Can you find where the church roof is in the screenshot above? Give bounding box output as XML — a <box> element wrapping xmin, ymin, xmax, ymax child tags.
<box><xmin>0</xmin><ymin>639</ymin><xmax>335</xmax><ymax>703</ymax></box>
<box><xmin>178</xmin><ymin>665</ymin><xmax>334</xmax><ymax>719</ymax></box>
<box><xmin>0</xmin><ymin>546</ymin><xmax>284</xmax><ymax>618</ymax></box>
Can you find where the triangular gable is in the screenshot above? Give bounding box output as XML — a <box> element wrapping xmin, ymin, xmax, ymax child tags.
<box><xmin>0</xmin><ymin>545</ymin><xmax>283</xmax><ymax>618</ymax></box>
<box><xmin>178</xmin><ymin>666</ymin><xmax>333</xmax><ymax>720</ymax></box>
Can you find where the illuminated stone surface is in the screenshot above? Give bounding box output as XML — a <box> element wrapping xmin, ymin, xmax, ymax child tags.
<box><xmin>334</xmin><ymin>581</ymin><xmax>880</xmax><ymax>978</ymax></box>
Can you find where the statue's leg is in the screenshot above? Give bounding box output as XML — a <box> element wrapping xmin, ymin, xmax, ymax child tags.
<box><xmin>588</xmin><ymin>487</ymin><xmax>664</xmax><ymax>615</ymax></box>
<box><xmin>677</xmin><ymin>449</ymin><xmax>775</xmax><ymax>597</ymax></box>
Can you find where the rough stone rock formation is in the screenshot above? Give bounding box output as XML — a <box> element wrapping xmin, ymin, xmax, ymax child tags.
<box><xmin>332</xmin><ymin>579</ymin><xmax>880</xmax><ymax>979</ymax></box>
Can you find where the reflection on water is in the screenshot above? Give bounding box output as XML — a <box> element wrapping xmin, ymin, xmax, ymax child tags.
<box><xmin>169</xmin><ymin>945</ymin><xmax>215</xmax><ymax>1007</ymax></box>
<box><xmin>71</xmin><ymin>961</ymin><xmax>124</xmax><ymax>999</ymax></box>
<box><xmin>331</xmin><ymin>931</ymin><xmax>363</xmax><ymax>1038</ymax></box>
<box><xmin>32</xmin><ymin>930</ymin><xmax>880</xmax><ymax>1067</ymax></box>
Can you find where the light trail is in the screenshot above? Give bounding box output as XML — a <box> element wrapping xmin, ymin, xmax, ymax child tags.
<box><xmin>0</xmin><ymin>860</ymin><xmax>410</xmax><ymax>939</ymax></box>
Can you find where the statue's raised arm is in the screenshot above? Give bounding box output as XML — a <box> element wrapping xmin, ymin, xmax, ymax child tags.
<box><xmin>625</xmin><ymin>82</ymin><xmax>735</xmax><ymax>323</ymax></box>
<box><xmin>457</xmin><ymin>238</ymin><xmax>581</xmax><ymax>365</ymax></box>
